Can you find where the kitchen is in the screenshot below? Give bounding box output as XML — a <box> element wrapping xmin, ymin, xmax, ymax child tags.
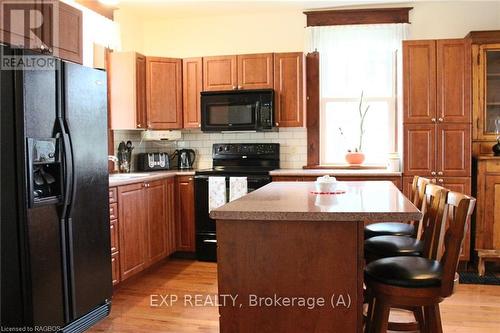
<box><xmin>1</xmin><ymin>0</ymin><xmax>500</xmax><ymax>332</ymax></box>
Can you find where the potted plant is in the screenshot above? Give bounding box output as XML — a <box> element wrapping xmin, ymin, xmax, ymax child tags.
<box><xmin>341</xmin><ymin>92</ymin><xmax>370</xmax><ymax>166</ymax></box>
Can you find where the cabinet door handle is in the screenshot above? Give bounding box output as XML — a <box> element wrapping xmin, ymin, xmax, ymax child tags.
<box><xmin>431</xmin><ymin>171</ymin><xmax>436</xmax><ymax>176</ymax></box>
<box><xmin>437</xmin><ymin>171</ymin><xmax>443</xmax><ymax>176</ymax></box>
<box><xmin>431</xmin><ymin>118</ymin><xmax>436</xmax><ymax>123</ymax></box>
<box><xmin>137</xmin><ymin>124</ymin><xmax>142</xmax><ymax>128</ymax></box>
<box><xmin>438</xmin><ymin>117</ymin><xmax>444</xmax><ymax>122</ymax></box>
<box><xmin>232</xmin><ymin>86</ymin><xmax>237</xmax><ymax>90</ymax></box>
<box><xmin>438</xmin><ymin>179</ymin><xmax>444</xmax><ymax>183</ymax></box>
<box><xmin>237</xmin><ymin>85</ymin><xmax>242</xmax><ymax>90</ymax></box>
<box><xmin>275</xmin><ymin>122</ymin><xmax>279</xmax><ymax>127</ymax></box>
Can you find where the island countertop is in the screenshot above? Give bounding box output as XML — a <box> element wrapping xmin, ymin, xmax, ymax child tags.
<box><xmin>210</xmin><ymin>181</ymin><xmax>422</xmax><ymax>222</ymax></box>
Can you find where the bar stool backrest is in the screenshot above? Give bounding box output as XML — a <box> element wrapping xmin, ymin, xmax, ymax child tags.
<box><xmin>439</xmin><ymin>192</ymin><xmax>476</xmax><ymax>297</ymax></box>
<box><xmin>419</xmin><ymin>184</ymin><xmax>448</xmax><ymax>260</ymax></box>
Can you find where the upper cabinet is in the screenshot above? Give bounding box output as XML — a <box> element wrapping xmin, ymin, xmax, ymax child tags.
<box><xmin>237</xmin><ymin>53</ymin><xmax>274</xmax><ymax>89</ymax></box>
<box><xmin>404</xmin><ymin>39</ymin><xmax>470</xmax><ymax>124</ymax></box>
<box><xmin>183</xmin><ymin>57</ymin><xmax>203</xmax><ymax>128</ymax></box>
<box><xmin>274</xmin><ymin>52</ymin><xmax>305</xmax><ymax>127</ymax></box>
<box><xmin>0</xmin><ymin>0</ymin><xmax>83</xmax><ymax>64</ymax></box>
<box><xmin>146</xmin><ymin>57</ymin><xmax>183</xmax><ymax>129</ymax></box>
<box><xmin>203</xmin><ymin>53</ymin><xmax>274</xmax><ymax>91</ymax></box>
<box><xmin>403</xmin><ymin>40</ymin><xmax>437</xmax><ymax>124</ymax></box>
<box><xmin>109</xmin><ymin>52</ymin><xmax>147</xmax><ymax>130</ymax></box>
<box><xmin>436</xmin><ymin>39</ymin><xmax>471</xmax><ymax>123</ymax></box>
<box><xmin>48</xmin><ymin>1</ymin><xmax>83</xmax><ymax>64</ymax></box>
<box><xmin>472</xmin><ymin>42</ymin><xmax>500</xmax><ymax>141</ymax></box>
<box><xmin>203</xmin><ymin>55</ymin><xmax>238</xmax><ymax>91</ymax></box>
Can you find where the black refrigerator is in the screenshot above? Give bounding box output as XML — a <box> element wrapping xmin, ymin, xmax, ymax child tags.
<box><xmin>1</xmin><ymin>45</ymin><xmax>112</xmax><ymax>332</ymax></box>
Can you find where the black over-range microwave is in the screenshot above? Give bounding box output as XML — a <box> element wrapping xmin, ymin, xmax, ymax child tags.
<box><xmin>200</xmin><ymin>89</ymin><xmax>274</xmax><ymax>132</ymax></box>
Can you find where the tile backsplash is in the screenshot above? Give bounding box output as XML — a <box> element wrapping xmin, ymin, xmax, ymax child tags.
<box><xmin>112</xmin><ymin>128</ymin><xmax>307</xmax><ymax>171</ymax></box>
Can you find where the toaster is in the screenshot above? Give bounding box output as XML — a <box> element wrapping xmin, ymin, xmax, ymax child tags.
<box><xmin>137</xmin><ymin>153</ymin><xmax>170</xmax><ymax>171</ymax></box>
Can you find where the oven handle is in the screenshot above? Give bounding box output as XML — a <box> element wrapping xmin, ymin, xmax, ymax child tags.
<box><xmin>194</xmin><ymin>175</ymin><xmax>271</xmax><ymax>182</ymax></box>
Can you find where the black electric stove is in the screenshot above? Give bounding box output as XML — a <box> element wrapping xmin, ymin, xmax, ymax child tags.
<box><xmin>194</xmin><ymin>143</ymin><xmax>279</xmax><ymax>261</ymax></box>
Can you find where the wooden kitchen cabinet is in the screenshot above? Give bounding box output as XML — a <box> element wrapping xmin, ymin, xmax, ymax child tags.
<box><xmin>109</xmin><ymin>187</ymin><xmax>120</xmax><ymax>285</ymax></box>
<box><xmin>113</xmin><ymin>178</ymin><xmax>177</xmax><ymax>284</ymax></box>
<box><xmin>471</xmin><ymin>38</ymin><xmax>500</xmax><ymax>142</ymax></box>
<box><xmin>474</xmin><ymin>157</ymin><xmax>500</xmax><ymax>275</ymax></box>
<box><xmin>176</xmin><ymin>176</ymin><xmax>196</xmax><ymax>252</ymax></box>
<box><xmin>165</xmin><ymin>178</ymin><xmax>177</xmax><ymax>255</ymax></box>
<box><xmin>436</xmin><ymin>123</ymin><xmax>471</xmax><ymax>177</ymax></box>
<box><xmin>403</xmin><ymin>39</ymin><xmax>471</xmax><ymax>177</ymax></box>
<box><xmin>203</xmin><ymin>55</ymin><xmax>237</xmax><ymax>91</ymax></box>
<box><xmin>145</xmin><ymin>180</ymin><xmax>167</xmax><ymax>264</ymax></box>
<box><xmin>183</xmin><ymin>57</ymin><xmax>203</xmax><ymax>128</ymax></box>
<box><xmin>404</xmin><ymin>39</ymin><xmax>470</xmax><ymax>124</ymax></box>
<box><xmin>237</xmin><ymin>53</ymin><xmax>274</xmax><ymax>89</ymax></box>
<box><xmin>403</xmin><ymin>40</ymin><xmax>437</xmax><ymax>124</ymax></box>
<box><xmin>203</xmin><ymin>53</ymin><xmax>273</xmax><ymax>91</ymax></box>
<box><xmin>0</xmin><ymin>0</ymin><xmax>82</xmax><ymax>64</ymax></box>
<box><xmin>118</xmin><ymin>183</ymin><xmax>148</xmax><ymax>281</ymax></box>
<box><xmin>436</xmin><ymin>39</ymin><xmax>471</xmax><ymax>123</ymax></box>
<box><xmin>109</xmin><ymin>52</ymin><xmax>147</xmax><ymax>129</ymax></box>
<box><xmin>0</xmin><ymin>0</ymin><xmax>42</xmax><ymax>49</ymax></box>
<box><xmin>111</xmin><ymin>252</ymin><xmax>120</xmax><ymax>286</ymax></box>
<box><xmin>146</xmin><ymin>57</ymin><xmax>183</xmax><ymax>129</ymax></box>
<box><xmin>403</xmin><ymin>124</ymin><xmax>437</xmax><ymax>176</ymax></box>
<box><xmin>47</xmin><ymin>1</ymin><xmax>83</xmax><ymax>64</ymax></box>
<box><xmin>274</xmin><ymin>52</ymin><xmax>305</xmax><ymax>127</ymax></box>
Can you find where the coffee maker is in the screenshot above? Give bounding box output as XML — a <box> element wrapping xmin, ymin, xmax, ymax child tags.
<box><xmin>172</xmin><ymin>149</ymin><xmax>196</xmax><ymax>169</ymax></box>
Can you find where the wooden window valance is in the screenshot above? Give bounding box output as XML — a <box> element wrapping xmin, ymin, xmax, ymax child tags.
<box><xmin>304</xmin><ymin>7</ymin><xmax>412</xmax><ymax>27</ymax></box>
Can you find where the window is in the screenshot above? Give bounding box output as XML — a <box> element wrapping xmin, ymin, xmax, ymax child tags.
<box><xmin>307</xmin><ymin>24</ymin><xmax>408</xmax><ymax>165</ymax></box>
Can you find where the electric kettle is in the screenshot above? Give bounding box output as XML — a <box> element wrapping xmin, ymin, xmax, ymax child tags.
<box><xmin>173</xmin><ymin>149</ymin><xmax>196</xmax><ymax>169</ymax></box>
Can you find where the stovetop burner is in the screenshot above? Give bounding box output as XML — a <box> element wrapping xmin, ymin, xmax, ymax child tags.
<box><xmin>195</xmin><ymin>143</ymin><xmax>280</xmax><ymax>176</ymax></box>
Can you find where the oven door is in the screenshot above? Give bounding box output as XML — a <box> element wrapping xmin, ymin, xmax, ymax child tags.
<box><xmin>194</xmin><ymin>175</ymin><xmax>271</xmax><ymax>261</ymax></box>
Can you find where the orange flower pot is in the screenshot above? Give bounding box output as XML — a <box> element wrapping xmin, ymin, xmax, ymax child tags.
<box><xmin>345</xmin><ymin>152</ymin><xmax>365</xmax><ymax>165</ymax></box>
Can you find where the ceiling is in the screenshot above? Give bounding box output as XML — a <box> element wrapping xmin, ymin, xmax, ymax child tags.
<box><xmin>114</xmin><ymin>0</ymin><xmax>412</xmax><ymax>19</ymax></box>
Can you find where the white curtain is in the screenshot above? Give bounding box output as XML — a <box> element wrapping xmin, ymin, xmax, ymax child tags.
<box><xmin>306</xmin><ymin>24</ymin><xmax>409</xmax><ymax>165</ymax></box>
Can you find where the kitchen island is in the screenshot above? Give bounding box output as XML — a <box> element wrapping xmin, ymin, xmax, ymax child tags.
<box><xmin>210</xmin><ymin>181</ymin><xmax>422</xmax><ymax>333</ymax></box>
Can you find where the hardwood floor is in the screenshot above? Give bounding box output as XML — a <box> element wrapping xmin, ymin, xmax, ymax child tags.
<box><xmin>89</xmin><ymin>259</ymin><xmax>500</xmax><ymax>333</ymax></box>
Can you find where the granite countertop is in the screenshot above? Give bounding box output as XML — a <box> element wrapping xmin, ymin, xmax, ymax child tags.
<box><xmin>109</xmin><ymin>170</ymin><xmax>195</xmax><ymax>187</ymax></box>
<box><xmin>269</xmin><ymin>168</ymin><xmax>402</xmax><ymax>177</ymax></box>
<box><xmin>210</xmin><ymin>181</ymin><xmax>421</xmax><ymax>222</ymax></box>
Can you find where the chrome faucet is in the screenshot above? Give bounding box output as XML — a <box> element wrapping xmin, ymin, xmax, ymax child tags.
<box><xmin>108</xmin><ymin>155</ymin><xmax>119</xmax><ymax>173</ymax></box>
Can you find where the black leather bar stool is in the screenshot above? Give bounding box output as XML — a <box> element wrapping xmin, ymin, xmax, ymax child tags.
<box><xmin>364</xmin><ymin>176</ymin><xmax>427</xmax><ymax>240</ymax></box>
<box><xmin>364</xmin><ymin>191</ymin><xmax>476</xmax><ymax>333</ymax></box>
<box><xmin>364</xmin><ymin>181</ymin><xmax>440</xmax><ymax>264</ymax></box>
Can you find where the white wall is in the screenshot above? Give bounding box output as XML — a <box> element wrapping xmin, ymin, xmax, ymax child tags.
<box><xmin>115</xmin><ymin>1</ymin><xmax>500</xmax><ymax>56</ymax></box>
<box><xmin>408</xmin><ymin>1</ymin><xmax>500</xmax><ymax>40</ymax></box>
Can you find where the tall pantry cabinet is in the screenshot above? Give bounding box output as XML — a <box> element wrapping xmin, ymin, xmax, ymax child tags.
<box><xmin>403</xmin><ymin>39</ymin><xmax>472</xmax><ymax>260</ymax></box>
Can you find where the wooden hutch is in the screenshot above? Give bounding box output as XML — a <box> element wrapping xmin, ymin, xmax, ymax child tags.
<box><xmin>467</xmin><ymin>30</ymin><xmax>500</xmax><ymax>275</ymax></box>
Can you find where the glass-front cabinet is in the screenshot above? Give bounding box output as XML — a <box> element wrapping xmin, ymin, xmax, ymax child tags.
<box><xmin>473</xmin><ymin>43</ymin><xmax>500</xmax><ymax>141</ymax></box>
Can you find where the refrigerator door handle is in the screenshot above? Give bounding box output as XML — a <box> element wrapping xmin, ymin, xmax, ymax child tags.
<box><xmin>61</xmin><ymin>129</ymin><xmax>74</xmax><ymax>211</ymax></box>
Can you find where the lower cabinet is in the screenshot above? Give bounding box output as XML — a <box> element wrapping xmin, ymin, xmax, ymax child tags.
<box><xmin>176</xmin><ymin>176</ymin><xmax>196</xmax><ymax>252</ymax></box>
<box><xmin>109</xmin><ymin>187</ymin><xmax>120</xmax><ymax>286</ymax></box>
<box><xmin>118</xmin><ymin>182</ymin><xmax>148</xmax><ymax>281</ymax></box>
<box><xmin>474</xmin><ymin>158</ymin><xmax>500</xmax><ymax>274</ymax></box>
<box><xmin>116</xmin><ymin>178</ymin><xmax>177</xmax><ymax>283</ymax></box>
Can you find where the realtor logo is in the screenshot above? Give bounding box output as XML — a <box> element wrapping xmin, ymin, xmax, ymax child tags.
<box><xmin>0</xmin><ymin>0</ymin><xmax>58</xmax><ymax>70</ymax></box>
